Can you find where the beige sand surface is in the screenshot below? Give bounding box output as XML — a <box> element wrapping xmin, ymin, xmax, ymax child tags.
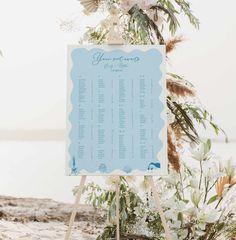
<box><xmin>0</xmin><ymin>220</ymin><xmax>98</xmax><ymax>240</ymax></box>
<box><xmin>0</xmin><ymin>196</ymin><xmax>104</xmax><ymax>240</ymax></box>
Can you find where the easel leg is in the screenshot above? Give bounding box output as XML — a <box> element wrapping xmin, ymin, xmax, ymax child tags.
<box><xmin>148</xmin><ymin>176</ymin><xmax>172</xmax><ymax>240</ymax></box>
<box><xmin>115</xmin><ymin>180</ymin><xmax>120</xmax><ymax>240</ymax></box>
<box><xmin>65</xmin><ymin>175</ymin><xmax>86</xmax><ymax>240</ymax></box>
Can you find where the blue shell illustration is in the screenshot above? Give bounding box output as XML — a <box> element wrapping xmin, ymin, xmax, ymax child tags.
<box><xmin>70</xmin><ymin>156</ymin><xmax>78</xmax><ymax>175</ymax></box>
<box><xmin>123</xmin><ymin>166</ymin><xmax>132</xmax><ymax>173</ymax></box>
<box><xmin>148</xmin><ymin>162</ymin><xmax>161</xmax><ymax>170</ymax></box>
<box><xmin>98</xmin><ymin>163</ymin><xmax>107</xmax><ymax>173</ymax></box>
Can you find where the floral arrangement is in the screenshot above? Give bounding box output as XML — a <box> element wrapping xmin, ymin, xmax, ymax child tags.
<box><xmin>84</xmin><ymin>141</ymin><xmax>236</xmax><ymax>239</ymax></box>
<box><xmin>64</xmin><ymin>0</ymin><xmax>236</xmax><ymax>239</ymax></box>
<box><xmin>77</xmin><ymin>0</ymin><xmax>200</xmax><ymax>45</ymax></box>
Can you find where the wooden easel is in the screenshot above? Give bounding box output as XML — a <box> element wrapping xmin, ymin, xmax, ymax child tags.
<box><xmin>65</xmin><ymin>176</ymin><xmax>171</xmax><ymax>240</ymax></box>
<box><xmin>65</xmin><ymin>7</ymin><xmax>172</xmax><ymax>240</ymax></box>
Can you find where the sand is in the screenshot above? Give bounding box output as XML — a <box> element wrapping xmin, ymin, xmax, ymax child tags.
<box><xmin>0</xmin><ymin>220</ymin><xmax>98</xmax><ymax>240</ymax></box>
<box><xmin>0</xmin><ymin>196</ymin><xmax>105</xmax><ymax>240</ymax></box>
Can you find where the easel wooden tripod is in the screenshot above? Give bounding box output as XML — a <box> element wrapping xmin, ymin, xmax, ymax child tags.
<box><xmin>65</xmin><ymin>175</ymin><xmax>172</xmax><ymax>240</ymax></box>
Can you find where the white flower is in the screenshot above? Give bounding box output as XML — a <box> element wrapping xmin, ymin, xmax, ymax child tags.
<box><xmin>197</xmin><ymin>207</ymin><xmax>219</xmax><ymax>230</ymax></box>
<box><xmin>169</xmin><ymin>220</ymin><xmax>181</xmax><ymax>230</ymax></box>
<box><xmin>191</xmin><ymin>189</ymin><xmax>202</xmax><ymax>208</ymax></box>
<box><xmin>190</xmin><ymin>141</ymin><xmax>211</xmax><ymax>161</ymax></box>
<box><xmin>178</xmin><ymin>229</ymin><xmax>188</xmax><ymax>239</ymax></box>
<box><xmin>162</xmin><ymin>172</ymin><xmax>180</xmax><ymax>186</ymax></box>
<box><xmin>190</xmin><ymin>178</ymin><xmax>198</xmax><ymax>189</ymax></box>
<box><xmin>202</xmin><ymin>161</ymin><xmax>223</xmax><ymax>180</ymax></box>
<box><xmin>225</xmin><ymin>157</ymin><xmax>236</xmax><ymax>178</ymax></box>
<box><xmin>58</xmin><ymin>18</ymin><xmax>78</xmax><ymax>32</ymax></box>
<box><xmin>190</xmin><ymin>144</ymin><xmax>205</xmax><ymax>161</ymax></box>
<box><xmin>185</xmin><ymin>207</ymin><xmax>197</xmax><ymax>219</ymax></box>
<box><xmin>164</xmin><ymin>197</ymin><xmax>187</xmax><ymax>223</ymax></box>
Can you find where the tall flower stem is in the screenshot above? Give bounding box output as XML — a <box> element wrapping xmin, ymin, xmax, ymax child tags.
<box><xmin>199</xmin><ymin>160</ymin><xmax>203</xmax><ymax>190</ymax></box>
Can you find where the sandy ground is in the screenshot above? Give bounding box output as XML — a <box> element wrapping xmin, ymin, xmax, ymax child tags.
<box><xmin>0</xmin><ymin>220</ymin><xmax>98</xmax><ymax>240</ymax></box>
<box><xmin>0</xmin><ymin>196</ymin><xmax>105</xmax><ymax>240</ymax></box>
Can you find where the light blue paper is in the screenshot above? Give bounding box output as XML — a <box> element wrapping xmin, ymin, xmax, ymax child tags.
<box><xmin>67</xmin><ymin>46</ymin><xmax>166</xmax><ymax>175</ymax></box>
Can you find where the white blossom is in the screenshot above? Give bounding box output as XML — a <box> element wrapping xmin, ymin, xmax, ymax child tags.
<box><xmin>190</xmin><ymin>178</ymin><xmax>198</xmax><ymax>189</ymax></box>
<box><xmin>191</xmin><ymin>189</ymin><xmax>202</xmax><ymax>208</ymax></box>
<box><xmin>197</xmin><ymin>206</ymin><xmax>219</xmax><ymax>230</ymax></box>
<box><xmin>225</xmin><ymin>157</ymin><xmax>236</xmax><ymax>178</ymax></box>
<box><xmin>58</xmin><ymin>18</ymin><xmax>79</xmax><ymax>32</ymax></box>
<box><xmin>190</xmin><ymin>142</ymin><xmax>211</xmax><ymax>162</ymax></box>
<box><xmin>202</xmin><ymin>161</ymin><xmax>223</xmax><ymax>180</ymax></box>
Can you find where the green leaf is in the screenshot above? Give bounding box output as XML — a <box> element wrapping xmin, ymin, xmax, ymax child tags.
<box><xmin>207</xmin><ymin>195</ymin><xmax>218</xmax><ymax>205</ymax></box>
<box><xmin>174</xmin><ymin>0</ymin><xmax>200</xmax><ymax>29</ymax></box>
<box><xmin>204</xmin><ymin>139</ymin><xmax>211</xmax><ymax>154</ymax></box>
<box><xmin>167</xmin><ymin>97</ymin><xmax>199</xmax><ymax>143</ymax></box>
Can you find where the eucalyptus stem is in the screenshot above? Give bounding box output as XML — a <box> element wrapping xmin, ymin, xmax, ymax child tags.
<box><xmin>199</xmin><ymin>160</ymin><xmax>203</xmax><ymax>190</ymax></box>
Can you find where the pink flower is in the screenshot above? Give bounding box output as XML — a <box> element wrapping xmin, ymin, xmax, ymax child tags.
<box><xmin>120</xmin><ymin>0</ymin><xmax>138</xmax><ymax>13</ymax></box>
<box><xmin>138</xmin><ymin>0</ymin><xmax>157</xmax><ymax>10</ymax></box>
<box><xmin>120</xmin><ymin>0</ymin><xmax>157</xmax><ymax>13</ymax></box>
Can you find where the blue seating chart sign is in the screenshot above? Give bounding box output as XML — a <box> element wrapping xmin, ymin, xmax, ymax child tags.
<box><xmin>66</xmin><ymin>45</ymin><xmax>167</xmax><ymax>176</ymax></box>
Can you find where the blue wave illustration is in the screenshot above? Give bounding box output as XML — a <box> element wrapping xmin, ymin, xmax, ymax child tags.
<box><xmin>148</xmin><ymin>162</ymin><xmax>161</xmax><ymax>170</ymax></box>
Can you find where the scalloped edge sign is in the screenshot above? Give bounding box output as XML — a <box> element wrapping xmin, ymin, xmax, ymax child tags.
<box><xmin>66</xmin><ymin>45</ymin><xmax>167</xmax><ymax>176</ymax></box>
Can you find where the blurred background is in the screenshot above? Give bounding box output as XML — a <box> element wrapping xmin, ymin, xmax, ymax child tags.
<box><xmin>0</xmin><ymin>0</ymin><xmax>235</xmax><ymax>203</ymax></box>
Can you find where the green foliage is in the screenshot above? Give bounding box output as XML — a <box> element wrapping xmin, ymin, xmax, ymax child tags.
<box><xmin>96</xmin><ymin>225</ymin><xmax>116</xmax><ymax>240</ymax></box>
<box><xmin>167</xmin><ymin>92</ymin><xmax>228</xmax><ymax>144</ymax></box>
<box><xmin>146</xmin><ymin>212</ymin><xmax>165</xmax><ymax>239</ymax></box>
<box><xmin>157</xmin><ymin>0</ymin><xmax>199</xmax><ymax>35</ymax></box>
<box><xmin>126</xmin><ymin>0</ymin><xmax>199</xmax><ymax>44</ymax></box>
<box><xmin>128</xmin><ymin>4</ymin><xmax>165</xmax><ymax>44</ymax></box>
<box><xmin>157</xmin><ymin>0</ymin><xmax>180</xmax><ymax>35</ymax></box>
<box><xmin>207</xmin><ymin>195</ymin><xmax>218</xmax><ymax>205</ymax></box>
<box><xmin>83</xmin><ymin>153</ymin><xmax>236</xmax><ymax>239</ymax></box>
<box><xmin>167</xmin><ymin>96</ymin><xmax>200</xmax><ymax>143</ymax></box>
<box><xmin>84</xmin><ymin>177</ymin><xmax>145</xmax><ymax>239</ymax></box>
<box><xmin>183</xmin><ymin>104</ymin><xmax>228</xmax><ymax>142</ymax></box>
<box><xmin>85</xmin><ymin>27</ymin><xmax>108</xmax><ymax>44</ymax></box>
<box><xmin>174</xmin><ymin>0</ymin><xmax>200</xmax><ymax>29</ymax></box>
